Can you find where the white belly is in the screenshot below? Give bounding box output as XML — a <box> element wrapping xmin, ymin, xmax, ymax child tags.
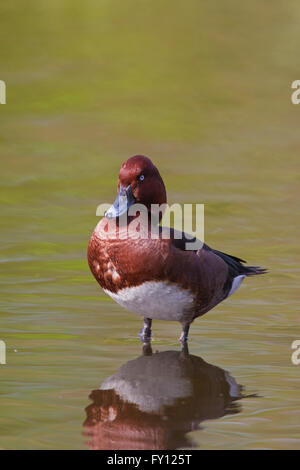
<box><xmin>227</xmin><ymin>274</ymin><xmax>245</xmax><ymax>297</ymax></box>
<box><xmin>104</xmin><ymin>281</ymin><xmax>194</xmax><ymax>322</ymax></box>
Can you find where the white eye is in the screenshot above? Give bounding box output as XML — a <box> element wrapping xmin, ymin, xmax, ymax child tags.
<box><xmin>139</xmin><ymin>174</ymin><xmax>145</xmax><ymax>181</ymax></box>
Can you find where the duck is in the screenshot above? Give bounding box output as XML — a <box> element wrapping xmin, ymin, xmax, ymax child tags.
<box><xmin>88</xmin><ymin>155</ymin><xmax>266</xmax><ymax>344</ymax></box>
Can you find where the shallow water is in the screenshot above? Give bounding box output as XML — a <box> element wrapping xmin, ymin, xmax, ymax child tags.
<box><xmin>1</xmin><ymin>0</ymin><xmax>300</xmax><ymax>449</ymax></box>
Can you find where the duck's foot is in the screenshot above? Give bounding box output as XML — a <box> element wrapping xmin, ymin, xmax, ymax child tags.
<box><xmin>139</xmin><ymin>317</ymin><xmax>152</xmax><ymax>344</ymax></box>
<box><xmin>142</xmin><ymin>342</ymin><xmax>153</xmax><ymax>356</ymax></box>
<box><xmin>180</xmin><ymin>341</ymin><xmax>190</xmax><ymax>358</ymax></box>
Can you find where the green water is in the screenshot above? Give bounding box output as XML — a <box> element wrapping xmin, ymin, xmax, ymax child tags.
<box><xmin>1</xmin><ymin>0</ymin><xmax>300</xmax><ymax>449</ymax></box>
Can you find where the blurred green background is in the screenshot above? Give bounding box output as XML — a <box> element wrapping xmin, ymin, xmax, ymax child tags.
<box><xmin>0</xmin><ymin>0</ymin><xmax>300</xmax><ymax>449</ymax></box>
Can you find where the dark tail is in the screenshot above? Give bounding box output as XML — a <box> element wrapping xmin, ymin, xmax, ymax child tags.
<box><xmin>205</xmin><ymin>245</ymin><xmax>268</xmax><ymax>277</ymax></box>
<box><xmin>240</xmin><ymin>264</ymin><xmax>268</xmax><ymax>276</ymax></box>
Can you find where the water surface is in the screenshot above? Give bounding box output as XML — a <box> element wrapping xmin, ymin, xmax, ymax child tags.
<box><xmin>0</xmin><ymin>0</ymin><xmax>300</xmax><ymax>449</ymax></box>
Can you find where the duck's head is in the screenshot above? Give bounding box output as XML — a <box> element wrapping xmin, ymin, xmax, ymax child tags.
<box><xmin>105</xmin><ymin>155</ymin><xmax>167</xmax><ymax>219</ymax></box>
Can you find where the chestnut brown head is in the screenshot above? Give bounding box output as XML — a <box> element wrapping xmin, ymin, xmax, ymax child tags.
<box><xmin>106</xmin><ymin>155</ymin><xmax>166</xmax><ymax>219</ymax></box>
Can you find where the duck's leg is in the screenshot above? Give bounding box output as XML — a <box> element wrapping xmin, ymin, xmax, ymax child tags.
<box><xmin>179</xmin><ymin>322</ymin><xmax>190</xmax><ymax>344</ymax></box>
<box><xmin>139</xmin><ymin>317</ymin><xmax>152</xmax><ymax>343</ymax></box>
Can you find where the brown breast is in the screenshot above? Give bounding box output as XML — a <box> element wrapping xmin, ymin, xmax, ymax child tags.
<box><xmin>87</xmin><ymin>218</ymin><xmax>229</xmax><ymax>317</ymax></box>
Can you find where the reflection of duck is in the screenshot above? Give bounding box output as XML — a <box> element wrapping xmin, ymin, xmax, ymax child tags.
<box><xmin>83</xmin><ymin>346</ymin><xmax>243</xmax><ymax>450</ymax></box>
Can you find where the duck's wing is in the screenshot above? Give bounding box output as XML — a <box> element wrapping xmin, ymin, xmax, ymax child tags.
<box><xmin>202</xmin><ymin>244</ymin><xmax>267</xmax><ymax>278</ymax></box>
<box><xmin>166</xmin><ymin>228</ymin><xmax>267</xmax><ymax>312</ymax></box>
<box><xmin>167</xmin><ymin>227</ymin><xmax>267</xmax><ymax>278</ymax></box>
